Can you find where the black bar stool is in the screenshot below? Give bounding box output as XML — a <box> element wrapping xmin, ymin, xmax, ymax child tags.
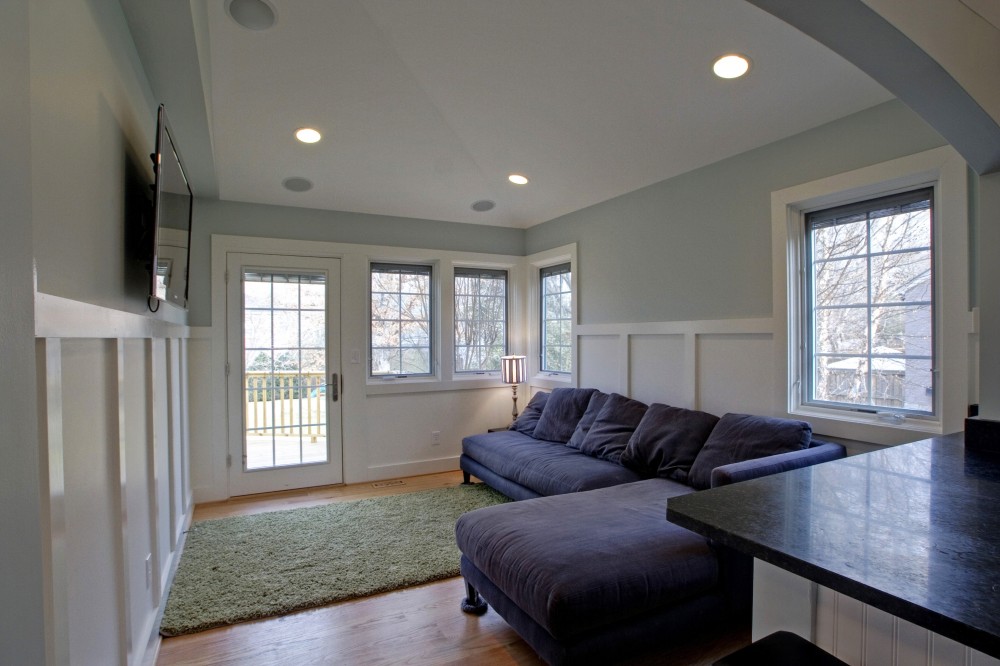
<box><xmin>715</xmin><ymin>631</ymin><xmax>849</xmax><ymax>665</ymax></box>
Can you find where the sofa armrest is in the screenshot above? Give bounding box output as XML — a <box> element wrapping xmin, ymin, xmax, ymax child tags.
<box><xmin>710</xmin><ymin>441</ymin><xmax>846</xmax><ymax>488</ymax></box>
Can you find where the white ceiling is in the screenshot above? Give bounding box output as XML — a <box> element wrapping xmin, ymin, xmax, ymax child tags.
<box><xmin>185</xmin><ymin>0</ymin><xmax>893</xmax><ymax>228</ymax></box>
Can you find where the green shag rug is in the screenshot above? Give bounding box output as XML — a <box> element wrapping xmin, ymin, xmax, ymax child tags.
<box><xmin>160</xmin><ymin>484</ymin><xmax>509</xmax><ymax>636</ymax></box>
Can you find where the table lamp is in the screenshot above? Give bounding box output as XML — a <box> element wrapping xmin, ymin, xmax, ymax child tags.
<box><xmin>500</xmin><ymin>355</ymin><xmax>527</xmax><ymax>426</ymax></box>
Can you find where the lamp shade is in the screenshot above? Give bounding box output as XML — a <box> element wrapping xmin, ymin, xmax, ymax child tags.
<box><xmin>500</xmin><ymin>355</ymin><xmax>526</xmax><ymax>384</ymax></box>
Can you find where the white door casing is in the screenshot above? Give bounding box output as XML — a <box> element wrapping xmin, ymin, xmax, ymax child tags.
<box><xmin>226</xmin><ymin>253</ymin><xmax>343</xmax><ymax>495</ymax></box>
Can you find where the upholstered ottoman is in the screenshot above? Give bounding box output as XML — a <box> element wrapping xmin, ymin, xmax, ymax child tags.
<box><xmin>455</xmin><ymin>479</ymin><xmax>750</xmax><ymax>665</ymax></box>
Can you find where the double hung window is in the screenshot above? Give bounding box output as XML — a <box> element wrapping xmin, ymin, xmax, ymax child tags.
<box><xmin>454</xmin><ymin>268</ymin><xmax>508</xmax><ymax>373</ymax></box>
<box><xmin>370</xmin><ymin>263</ymin><xmax>433</xmax><ymax>376</ymax></box>
<box><xmin>804</xmin><ymin>188</ymin><xmax>934</xmax><ymax>415</ymax></box>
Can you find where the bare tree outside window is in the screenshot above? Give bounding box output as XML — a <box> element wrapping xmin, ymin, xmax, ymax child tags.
<box><xmin>807</xmin><ymin>188</ymin><xmax>933</xmax><ymax>413</ymax></box>
<box><xmin>541</xmin><ymin>263</ymin><xmax>572</xmax><ymax>374</ymax></box>
<box><xmin>370</xmin><ymin>263</ymin><xmax>432</xmax><ymax>376</ymax></box>
<box><xmin>455</xmin><ymin>268</ymin><xmax>507</xmax><ymax>372</ymax></box>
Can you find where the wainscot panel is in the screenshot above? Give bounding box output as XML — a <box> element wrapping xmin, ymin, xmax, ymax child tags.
<box><xmin>629</xmin><ymin>334</ymin><xmax>686</xmax><ymax>407</ymax></box>
<box><xmin>35</xmin><ymin>294</ymin><xmax>192</xmax><ymax>666</ymax></box>
<box><xmin>697</xmin><ymin>333</ymin><xmax>774</xmax><ymax>417</ymax></box>
<box><xmin>576</xmin><ymin>318</ymin><xmax>772</xmax><ymax>414</ymax></box>
<box><xmin>578</xmin><ymin>334</ymin><xmax>622</xmax><ymax>394</ymax></box>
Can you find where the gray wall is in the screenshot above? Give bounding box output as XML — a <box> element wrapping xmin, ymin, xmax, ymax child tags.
<box><xmin>29</xmin><ymin>0</ymin><xmax>177</xmax><ymax>322</ymax></box>
<box><xmin>187</xmin><ymin>199</ymin><xmax>525</xmax><ymax>326</ymax></box>
<box><xmin>527</xmin><ymin>100</ymin><xmax>948</xmax><ymax>324</ymax></box>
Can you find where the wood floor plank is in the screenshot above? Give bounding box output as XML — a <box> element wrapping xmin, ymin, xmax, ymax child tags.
<box><xmin>157</xmin><ymin>472</ymin><xmax>748</xmax><ymax>665</ymax></box>
<box><xmin>192</xmin><ymin>471</ymin><xmax>466</xmax><ymax>521</ymax></box>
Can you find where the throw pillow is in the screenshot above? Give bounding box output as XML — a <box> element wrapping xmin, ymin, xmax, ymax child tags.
<box><xmin>511</xmin><ymin>391</ymin><xmax>550</xmax><ymax>436</ymax></box>
<box><xmin>687</xmin><ymin>413</ymin><xmax>813</xmax><ymax>490</ymax></box>
<box><xmin>532</xmin><ymin>388</ymin><xmax>598</xmax><ymax>443</ymax></box>
<box><xmin>578</xmin><ymin>393</ymin><xmax>648</xmax><ymax>463</ymax></box>
<box><xmin>566</xmin><ymin>391</ymin><xmax>610</xmax><ymax>449</ymax></box>
<box><xmin>619</xmin><ymin>404</ymin><xmax>719</xmax><ymax>480</ymax></box>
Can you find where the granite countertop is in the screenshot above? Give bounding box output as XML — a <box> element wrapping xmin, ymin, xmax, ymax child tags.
<box><xmin>666</xmin><ymin>433</ymin><xmax>1000</xmax><ymax>659</ymax></box>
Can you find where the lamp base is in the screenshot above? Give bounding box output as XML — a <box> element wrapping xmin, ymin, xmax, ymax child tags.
<box><xmin>509</xmin><ymin>384</ymin><xmax>519</xmax><ymax>427</ymax></box>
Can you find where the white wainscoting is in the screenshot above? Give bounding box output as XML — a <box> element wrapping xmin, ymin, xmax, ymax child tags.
<box><xmin>754</xmin><ymin>560</ymin><xmax>1000</xmax><ymax>666</ymax></box>
<box><xmin>35</xmin><ymin>293</ymin><xmax>192</xmax><ymax>666</ymax></box>
<box><xmin>575</xmin><ymin>318</ymin><xmax>774</xmax><ymax>412</ymax></box>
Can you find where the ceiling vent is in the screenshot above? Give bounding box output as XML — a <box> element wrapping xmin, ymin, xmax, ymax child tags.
<box><xmin>282</xmin><ymin>177</ymin><xmax>313</xmax><ymax>192</ymax></box>
<box><xmin>226</xmin><ymin>0</ymin><xmax>277</xmax><ymax>31</ymax></box>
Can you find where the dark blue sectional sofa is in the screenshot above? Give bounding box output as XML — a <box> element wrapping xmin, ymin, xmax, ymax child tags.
<box><xmin>456</xmin><ymin>388</ymin><xmax>845</xmax><ymax>665</ymax></box>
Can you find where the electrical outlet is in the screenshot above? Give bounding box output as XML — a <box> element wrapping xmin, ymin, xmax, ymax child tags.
<box><xmin>432</xmin><ymin>431</ymin><xmax>441</xmax><ymax>446</ymax></box>
<box><xmin>145</xmin><ymin>554</ymin><xmax>152</xmax><ymax>589</ymax></box>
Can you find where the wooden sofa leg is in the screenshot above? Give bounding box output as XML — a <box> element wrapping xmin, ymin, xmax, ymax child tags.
<box><xmin>460</xmin><ymin>580</ymin><xmax>488</xmax><ymax>615</ymax></box>
<box><xmin>462</xmin><ymin>471</ymin><xmax>472</xmax><ymax>485</ymax></box>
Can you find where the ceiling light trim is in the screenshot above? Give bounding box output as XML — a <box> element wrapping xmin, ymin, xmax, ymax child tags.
<box><xmin>295</xmin><ymin>127</ymin><xmax>322</xmax><ymax>144</ymax></box>
<box><xmin>713</xmin><ymin>54</ymin><xmax>752</xmax><ymax>79</ymax></box>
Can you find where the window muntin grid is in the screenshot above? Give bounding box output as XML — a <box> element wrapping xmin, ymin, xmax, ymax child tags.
<box><xmin>454</xmin><ymin>267</ymin><xmax>508</xmax><ymax>373</ymax></box>
<box><xmin>805</xmin><ymin>188</ymin><xmax>934</xmax><ymax>415</ymax></box>
<box><xmin>370</xmin><ymin>263</ymin><xmax>433</xmax><ymax>377</ymax></box>
<box><xmin>540</xmin><ymin>263</ymin><xmax>572</xmax><ymax>374</ymax></box>
<box><xmin>242</xmin><ymin>270</ymin><xmax>328</xmax><ymax>469</ymax></box>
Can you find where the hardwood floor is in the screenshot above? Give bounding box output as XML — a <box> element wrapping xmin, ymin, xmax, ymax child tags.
<box><xmin>156</xmin><ymin>472</ymin><xmax>749</xmax><ymax>665</ymax></box>
<box><xmin>189</xmin><ymin>471</ymin><xmax>468</xmax><ymax>521</ymax></box>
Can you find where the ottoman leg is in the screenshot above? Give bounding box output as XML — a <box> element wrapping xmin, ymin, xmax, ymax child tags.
<box><xmin>460</xmin><ymin>580</ymin><xmax>488</xmax><ymax>615</ymax></box>
<box><xmin>462</xmin><ymin>471</ymin><xmax>472</xmax><ymax>485</ymax></box>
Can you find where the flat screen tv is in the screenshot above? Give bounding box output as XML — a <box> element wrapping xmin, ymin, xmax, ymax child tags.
<box><xmin>148</xmin><ymin>103</ymin><xmax>193</xmax><ymax>311</ymax></box>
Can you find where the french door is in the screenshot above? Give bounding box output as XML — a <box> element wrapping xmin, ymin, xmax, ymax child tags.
<box><xmin>226</xmin><ymin>253</ymin><xmax>343</xmax><ymax>495</ymax></box>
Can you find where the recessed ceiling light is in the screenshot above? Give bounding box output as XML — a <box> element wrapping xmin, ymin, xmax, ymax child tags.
<box><xmin>713</xmin><ymin>54</ymin><xmax>751</xmax><ymax>79</ymax></box>
<box><xmin>508</xmin><ymin>174</ymin><xmax>529</xmax><ymax>185</ymax></box>
<box><xmin>226</xmin><ymin>0</ymin><xmax>277</xmax><ymax>31</ymax></box>
<box><xmin>283</xmin><ymin>177</ymin><xmax>313</xmax><ymax>192</ymax></box>
<box><xmin>471</xmin><ymin>200</ymin><xmax>496</xmax><ymax>212</ymax></box>
<box><xmin>295</xmin><ymin>128</ymin><xmax>322</xmax><ymax>144</ymax></box>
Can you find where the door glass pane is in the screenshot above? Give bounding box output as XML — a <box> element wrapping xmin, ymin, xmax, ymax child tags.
<box><xmin>243</xmin><ymin>270</ymin><xmax>327</xmax><ymax>470</ymax></box>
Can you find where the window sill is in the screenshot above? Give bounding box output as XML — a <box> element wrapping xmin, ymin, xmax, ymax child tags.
<box><xmin>453</xmin><ymin>372</ymin><xmax>501</xmax><ymax>381</ymax></box>
<box><xmin>530</xmin><ymin>373</ymin><xmax>573</xmax><ymax>390</ymax></box>
<box><xmin>365</xmin><ymin>374</ymin><xmax>508</xmax><ymax>395</ymax></box>
<box><xmin>790</xmin><ymin>405</ymin><xmax>943</xmax><ymax>445</ymax></box>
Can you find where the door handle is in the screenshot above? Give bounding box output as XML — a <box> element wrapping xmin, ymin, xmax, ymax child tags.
<box><xmin>330</xmin><ymin>373</ymin><xmax>339</xmax><ymax>402</ymax></box>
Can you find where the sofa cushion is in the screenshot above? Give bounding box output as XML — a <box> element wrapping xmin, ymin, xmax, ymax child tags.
<box><xmin>532</xmin><ymin>388</ymin><xmax>597</xmax><ymax>443</ymax></box>
<box><xmin>687</xmin><ymin>413</ymin><xmax>813</xmax><ymax>490</ymax></box>
<box><xmin>455</xmin><ymin>479</ymin><xmax>717</xmax><ymax>640</ymax></box>
<box><xmin>462</xmin><ymin>430</ymin><xmax>642</xmax><ymax>496</ymax></box>
<box><xmin>619</xmin><ymin>404</ymin><xmax>720</xmax><ymax>481</ymax></box>
<box><xmin>578</xmin><ymin>393</ymin><xmax>648</xmax><ymax>463</ymax></box>
<box><xmin>512</xmin><ymin>390</ymin><xmax>550</xmax><ymax>436</ymax></box>
<box><xmin>566</xmin><ymin>391</ymin><xmax>609</xmax><ymax>449</ymax></box>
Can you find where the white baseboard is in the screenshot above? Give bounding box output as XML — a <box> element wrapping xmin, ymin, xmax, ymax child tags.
<box><xmin>141</xmin><ymin>507</ymin><xmax>194</xmax><ymax>666</ymax></box>
<box><xmin>366</xmin><ymin>455</ymin><xmax>460</xmax><ymax>481</ymax></box>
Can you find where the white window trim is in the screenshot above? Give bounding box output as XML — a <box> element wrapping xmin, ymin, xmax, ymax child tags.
<box><xmin>527</xmin><ymin>243</ymin><xmax>578</xmax><ymax>388</ymax></box>
<box><xmin>772</xmin><ymin>146</ymin><xmax>971</xmax><ymax>444</ymax></box>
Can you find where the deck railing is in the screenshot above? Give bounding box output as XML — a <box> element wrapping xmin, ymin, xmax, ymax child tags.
<box><xmin>244</xmin><ymin>371</ymin><xmax>326</xmax><ymax>439</ymax></box>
